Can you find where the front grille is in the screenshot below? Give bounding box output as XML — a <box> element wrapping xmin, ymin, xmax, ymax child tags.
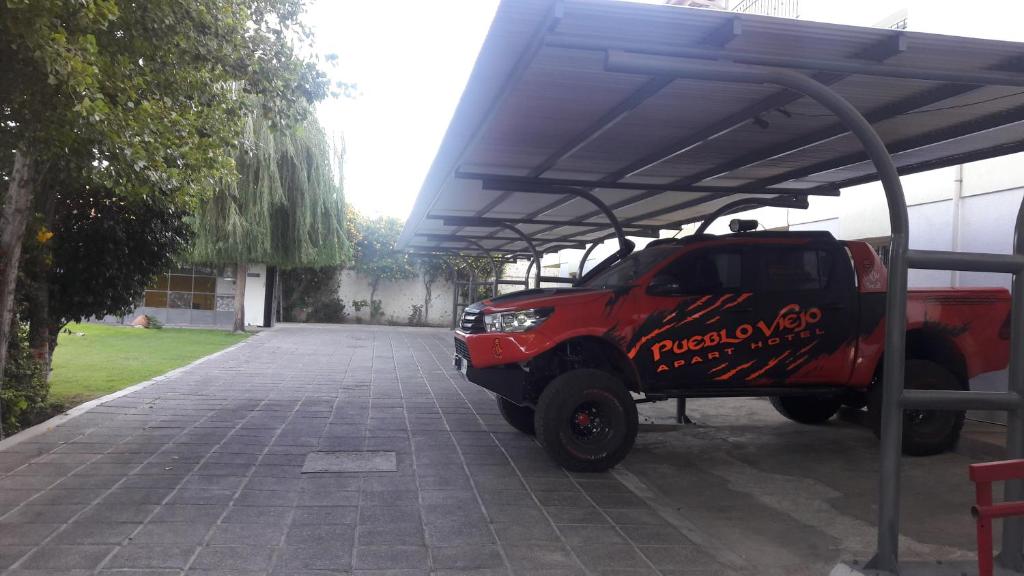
<box><xmin>454</xmin><ymin>338</ymin><xmax>472</xmax><ymax>367</ymax></box>
<box><xmin>460</xmin><ymin>309</ymin><xmax>485</xmax><ymax>333</ymax></box>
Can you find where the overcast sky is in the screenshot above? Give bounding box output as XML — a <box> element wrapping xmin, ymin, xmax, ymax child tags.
<box><xmin>307</xmin><ymin>0</ymin><xmax>1024</xmax><ymax>220</ymax></box>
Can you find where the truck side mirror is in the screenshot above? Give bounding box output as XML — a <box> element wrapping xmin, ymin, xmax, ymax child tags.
<box><xmin>729</xmin><ymin>219</ymin><xmax>758</xmax><ymax>233</ymax></box>
<box><xmin>647</xmin><ymin>273</ymin><xmax>683</xmax><ymax>296</ymax></box>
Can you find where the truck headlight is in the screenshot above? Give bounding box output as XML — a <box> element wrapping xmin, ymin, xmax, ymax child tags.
<box><xmin>484</xmin><ymin>308</ymin><xmax>551</xmax><ymax>333</ymax></box>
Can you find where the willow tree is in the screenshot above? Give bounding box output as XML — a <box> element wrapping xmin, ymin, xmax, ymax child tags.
<box><xmin>190</xmin><ymin>113</ymin><xmax>349</xmax><ymax>332</ymax></box>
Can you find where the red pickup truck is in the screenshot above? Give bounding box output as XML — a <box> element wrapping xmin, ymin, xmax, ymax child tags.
<box><xmin>454</xmin><ymin>230</ymin><xmax>1011</xmax><ymax>472</ymax></box>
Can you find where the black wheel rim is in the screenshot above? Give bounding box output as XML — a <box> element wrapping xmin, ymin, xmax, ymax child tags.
<box><xmin>569</xmin><ymin>401</ymin><xmax>612</xmax><ymax>444</ymax></box>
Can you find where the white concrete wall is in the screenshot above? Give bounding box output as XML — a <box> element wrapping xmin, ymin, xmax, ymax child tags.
<box><xmin>337</xmin><ymin>269</ymin><xmax>455</xmax><ymax>326</ymax></box>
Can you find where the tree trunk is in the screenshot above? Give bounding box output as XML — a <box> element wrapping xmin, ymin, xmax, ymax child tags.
<box><xmin>233</xmin><ymin>262</ymin><xmax>248</xmax><ymax>333</ymax></box>
<box><xmin>26</xmin><ymin>273</ymin><xmax>50</xmax><ymax>375</ymax></box>
<box><xmin>0</xmin><ymin>151</ymin><xmax>36</xmax><ymax>439</ymax></box>
<box><xmin>27</xmin><ymin>177</ymin><xmax>57</xmax><ymax>378</ymax></box>
<box><xmin>423</xmin><ymin>278</ymin><xmax>432</xmax><ymax>324</ymax></box>
<box><xmin>369</xmin><ymin>277</ymin><xmax>379</xmax><ymax>323</ymax></box>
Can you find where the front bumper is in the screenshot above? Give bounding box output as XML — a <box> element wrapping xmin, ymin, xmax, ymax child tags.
<box><xmin>454</xmin><ymin>336</ymin><xmax>531</xmax><ymax>406</ymax></box>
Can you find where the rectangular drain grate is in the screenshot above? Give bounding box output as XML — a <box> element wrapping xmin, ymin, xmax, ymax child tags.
<box><xmin>301</xmin><ymin>451</ymin><xmax>397</xmax><ymax>473</ymax></box>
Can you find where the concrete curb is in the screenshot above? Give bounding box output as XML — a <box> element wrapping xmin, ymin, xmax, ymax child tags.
<box><xmin>0</xmin><ymin>330</ymin><xmax>261</xmax><ymax>451</ymax></box>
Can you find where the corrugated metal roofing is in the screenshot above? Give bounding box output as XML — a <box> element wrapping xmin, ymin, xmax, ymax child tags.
<box><xmin>399</xmin><ymin>0</ymin><xmax>1024</xmax><ymax>256</ymax></box>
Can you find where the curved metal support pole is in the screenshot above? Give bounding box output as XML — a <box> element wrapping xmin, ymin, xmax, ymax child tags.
<box><xmin>568</xmin><ymin>188</ymin><xmax>632</xmax><ymax>255</ymax></box>
<box><xmin>606</xmin><ymin>50</ymin><xmax>910</xmax><ymax>574</ymax></box>
<box><xmin>462</xmin><ymin>239</ymin><xmax>499</xmax><ymax>298</ymax></box>
<box><xmin>998</xmin><ymin>198</ymin><xmax>1024</xmax><ymax>571</ymax></box>
<box><xmin>694</xmin><ymin>195</ymin><xmax>809</xmax><ymax>236</ymax></box>
<box><xmin>577</xmin><ymin>242</ymin><xmax>601</xmax><ymax>279</ymax></box>
<box><xmin>497</xmin><ymin>223</ymin><xmax>541</xmax><ymax>289</ymax></box>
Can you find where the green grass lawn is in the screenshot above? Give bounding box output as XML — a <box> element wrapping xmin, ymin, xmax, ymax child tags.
<box><xmin>49</xmin><ymin>323</ymin><xmax>249</xmax><ymax>406</ymax></box>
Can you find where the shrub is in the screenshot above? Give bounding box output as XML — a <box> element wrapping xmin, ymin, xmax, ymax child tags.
<box><xmin>1</xmin><ymin>323</ymin><xmax>58</xmax><ymax>435</ymax></box>
<box><xmin>281</xmin><ymin>267</ymin><xmax>348</xmax><ymax>324</ymax></box>
<box><xmin>408</xmin><ymin>304</ymin><xmax>424</xmax><ymax>326</ymax></box>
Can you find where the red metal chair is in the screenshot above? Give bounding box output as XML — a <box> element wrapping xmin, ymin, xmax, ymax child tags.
<box><xmin>969</xmin><ymin>459</ymin><xmax>1024</xmax><ymax>576</ymax></box>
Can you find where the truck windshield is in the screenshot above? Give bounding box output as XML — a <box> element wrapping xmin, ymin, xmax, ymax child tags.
<box><xmin>579</xmin><ymin>245</ymin><xmax>678</xmax><ymax>289</ymax></box>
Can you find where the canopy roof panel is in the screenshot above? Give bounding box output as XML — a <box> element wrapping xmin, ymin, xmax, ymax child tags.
<box><xmin>400</xmin><ymin>0</ymin><xmax>1024</xmax><ymax>256</ymax></box>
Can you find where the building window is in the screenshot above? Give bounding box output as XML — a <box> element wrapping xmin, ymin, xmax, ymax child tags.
<box><xmin>731</xmin><ymin>0</ymin><xmax>799</xmax><ymax>19</ymax></box>
<box><xmin>144</xmin><ymin>266</ymin><xmax>230</xmax><ymax>311</ymax></box>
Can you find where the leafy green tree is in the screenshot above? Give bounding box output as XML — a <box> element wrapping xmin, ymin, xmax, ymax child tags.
<box><xmin>18</xmin><ymin>185</ymin><xmax>191</xmax><ymax>372</ymax></box>
<box><xmin>349</xmin><ymin>211</ymin><xmax>416</xmax><ymax>322</ymax></box>
<box><xmin>0</xmin><ymin>0</ymin><xmax>327</xmax><ymax>425</ymax></box>
<box><xmin>190</xmin><ymin>112</ymin><xmax>349</xmax><ymax>332</ymax></box>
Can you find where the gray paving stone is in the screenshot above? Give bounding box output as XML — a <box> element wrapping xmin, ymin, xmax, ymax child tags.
<box><xmin>52</xmin><ymin>522</ymin><xmax>139</xmax><ymax>545</ymax></box>
<box><xmin>20</xmin><ymin>544</ymin><xmax>117</xmax><ymax>570</ymax></box>
<box><xmin>618</xmin><ymin>524</ymin><xmax>692</xmax><ymax>546</ymax></box>
<box><xmin>635</xmin><ymin>545</ymin><xmax>720</xmax><ymax>571</ymax></box>
<box><xmin>276</xmin><ymin>544</ymin><xmax>352</xmax><ymax>571</ymax></box>
<box><xmin>0</xmin><ymin>523</ymin><xmax>60</xmax><ymax>546</ymax></box>
<box><xmin>424</xmin><ymin>520</ymin><xmax>496</xmax><ymax>547</ymax></box>
<box><xmin>430</xmin><ymin>544</ymin><xmax>506</xmax><ymax>570</ymax></box>
<box><xmin>104</xmin><ymin>543</ymin><xmax>198</xmax><ymax>569</ymax></box>
<box><xmin>492</xmin><ymin>521</ymin><xmax>560</xmax><ymax>544</ymax></box>
<box><xmin>570</xmin><ymin>542</ymin><xmax>649</xmax><ymax>571</ymax></box>
<box><xmin>77</xmin><ymin>503</ymin><xmax>157</xmax><ymax>523</ymax></box>
<box><xmin>358</xmin><ymin>505</ymin><xmax>421</xmax><ymax>526</ymax></box>
<box><xmin>190</xmin><ymin>545</ymin><xmax>275</xmax><ymax>571</ymax></box>
<box><xmin>292</xmin><ymin>505</ymin><xmax>358</xmax><ymax>525</ymax></box>
<box><xmin>222</xmin><ymin>505</ymin><xmax>291</xmax><ymax>525</ymax></box>
<box><xmin>0</xmin><ymin>546</ymin><xmax>34</xmax><ymax>569</ymax></box>
<box><xmin>1</xmin><ymin>505</ymin><xmax>86</xmax><ymax>524</ymax></box>
<box><xmin>544</xmin><ymin>506</ymin><xmax>610</xmax><ymax>526</ymax></box>
<box><xmin>603</xmin><ymin>508</ymin><xmax>670</xmax><ymax>526</ymax></box>
<box><xmin>149</xmin><ymin>504</ymin><xmax>226</xmax><ymax>524</ymax></box>
<box><xmin>356</xmin><ymin>522</ymin><xmax>425</xmax><ymax>546</ymax></box>
<box><xmin>560</xmin><ymin>524</ymin><xmax>629</xmax><ymax>546</ymax></box>
<box><xmin>131</xmin><ymin>522</ymin><xmax>209</xmax><ymax>545</ymax></box>
<box><xmin>352</xmin><ymin>545</ymin><xmax>428</xmax><ymax>570</ymax></box>
<box><xmin>29</xmin><ymin>488</ymin><xmax>107</xmax><ymax>506</ymax></box>
<box><xmin>209</xmin><ymin>522</ymin><xmax>287</xmax><ymax>546</ymax></box>
<box><xmin>286</xmin><ymin>524</ymin><xmax>355</xmax><ymax>546</ymax></box>
<box><xmin>503</xmin><ymin>543</ymin><xmax>581</xmax><ymax>572</ymax></box>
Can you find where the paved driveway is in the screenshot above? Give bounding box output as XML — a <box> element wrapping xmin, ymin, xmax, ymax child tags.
<box><xmin>0</xmin><ymin>325</ymin><xmax>723</xmax><ymax>576</ymax></box>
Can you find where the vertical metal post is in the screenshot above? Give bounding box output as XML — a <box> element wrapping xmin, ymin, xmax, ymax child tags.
<box><xmin>524</xmin><ymin>258</ymin><xmax>535</xmax><ymax>290</ymax></box>
<box><xmin>998</xmin><ymin>199</ymin><xmax>1024</xmax><ymax>571</ymax></box>
<box><xmin>577</xmin><ymin>242</ymin><xmax>600</xmax><ymax>279</ymax></box>
<box><xmin>603</xmin><ymin>51</ymin><xmax>912</xmax><ymax>573</ymax></box>
<box><xmin>450</xmin><ymin>261</ymin><xmax>460</xmax><ymax>330</ymax></box>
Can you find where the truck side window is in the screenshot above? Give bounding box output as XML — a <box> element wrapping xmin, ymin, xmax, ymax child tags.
<box><xmin>650</xmin><ymin>251</ymin><xmax>742</xmax><ymax>295</ymax></box>
<box><xmin>760</xmin><ymin>248</ymin><xmax>832</xmax><ymax>291</ymax></box>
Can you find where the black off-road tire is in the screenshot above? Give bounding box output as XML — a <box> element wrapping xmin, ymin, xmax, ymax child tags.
<box><xmin>534</xmin><ymin>369</ymin><xmax>638</xmax><ymax>473</ymax></box>
<box><xmin>497</xmin><ymin>396</ymin><xmax>535</xmax><ymax>435</ymax></box>
<box><xmin>770</xmin><ymin>395</ymin><xmax>843</xmax><ymax>424</ymax></box>
<box><xmin>868</xmin><ymin>359</ymin><xmax>966</xmax><ymax>456</ymax></box>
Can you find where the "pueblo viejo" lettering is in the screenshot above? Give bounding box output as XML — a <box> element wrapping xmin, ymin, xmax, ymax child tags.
<box><xmin>649</xmin><ymin>303</ymin><xmax>824</xmax><ymax>370</ymax></box>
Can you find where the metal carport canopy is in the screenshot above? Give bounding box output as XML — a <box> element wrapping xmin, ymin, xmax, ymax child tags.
<box><xmin>398</xmin><ymin>0</ymin><xmax>1024</xmax><ymax>257</ymax></box>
